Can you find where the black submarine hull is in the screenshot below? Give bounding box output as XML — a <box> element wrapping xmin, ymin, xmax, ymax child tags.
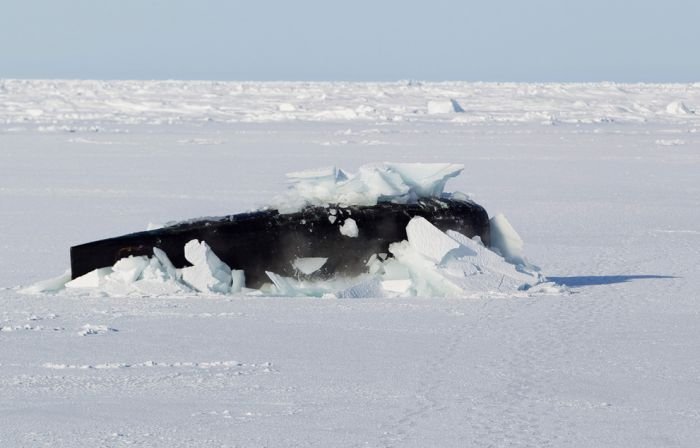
<box><xmin>70</xmin><ymin>198</ymin><xmax>490</xmax><ymax>289</ymax></box>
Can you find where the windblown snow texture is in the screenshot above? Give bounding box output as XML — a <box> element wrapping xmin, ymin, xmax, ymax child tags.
<box><xmin>1</xmin><ymin>81</ymin><xmax>699</xmax><ymax>447</ymax></box>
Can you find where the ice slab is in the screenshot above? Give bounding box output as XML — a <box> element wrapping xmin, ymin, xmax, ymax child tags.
<box><xmin>406</xmin><ymin>216</ymin><xmax>462</xmax><ymax>263</ymax></box>
<box><xmin>489</xmin><ymin>214</ymin><xmax>526</xmax><ymax>266</ymax></box>
<box><xmin>388</xmin><ymin>240</ymin><xmax>464</xmax><ymax>297</ymax></box>
<box><xmin>65</xmin><ymin>267</ymin><xmax>112</xmax><ymax>289</ymax></box>
<box><xmin>108</xmin><ymin>256</ymin><xmax>150</xmax><ymax>283</ymax></box>
<box><xmin>444</xmin><ymin>230</ymin><xmax>541</xmax><ymax>291</ymax></box>
<box><xmin>153</xmin><ymin>247</ymin><xmax>180</xmax><ymax>280</ymax></box>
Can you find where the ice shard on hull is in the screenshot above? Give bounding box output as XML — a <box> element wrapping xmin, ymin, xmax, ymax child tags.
<box><xmin>70</xmin><ymin>198</ymin><xmax>490</xmax><ymax>289</ymax></box>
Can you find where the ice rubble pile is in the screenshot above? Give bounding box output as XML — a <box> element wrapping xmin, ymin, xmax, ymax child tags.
<box><xmin>25</xmin><ymin>241</ymin><xmax>247</xmax><ymax>296</ymax></box>
<box><xmin>24</xmin><ymin>215</ymin><xmax>555</xmax><ymax>298</ymax></box>
<box><xmin>273</xmin><ymin>163</ymin><xmax>465</xmax><ymax>213</ymax></box>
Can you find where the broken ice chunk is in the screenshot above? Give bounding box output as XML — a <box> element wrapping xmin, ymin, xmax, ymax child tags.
<box><xmin>337</xmin><ymin>165</ymin><xmax>410</xmax><ymax>204</ymax></box>
<box><xmin>405</xmin><ymin>216</ymin><xmax>461</xmax><ymax>263</ymax></box>
<box><xmin>385</xmin><ymin>163</ymin><xmax>463</xmax><ymax>198</ymax></box>
<box><xmin>388</xmin><ymin>240</ymin><xmax>464</xmax><ymax>297</ymax></box>
<box><xmin>153</xmin><ymin>247</ymin><xmax>180</xmax><ymax>280</ymax></box>
<box><xmin>265</xmin><ymin>271</ymin><xmax>301</xmax><ymax>296</ymax></box>
<box><xmin>489</xmin><ymin>214</ymin><xmax>526</xmax><ymax>266</ymax></box>
<box><xmin>108</xmin><ymin>255</ymin><xmax>150</xmax><ymax>283</ymax></box>
<box><xmin>381</xmin><ymin>279</ymin><xmax>413</xmax><ymax>294</ymax></box>
<box><xmin>444</xmin><ymin>229</ymin><xmax>541</xmax><ymax>290</ymax></box>
<box><xmin>181</xmin><ymin>240</ymin><xmax>232</xmax><ymax>293</ymax></box>
<box><xmin>337</xmin><ymin>276</ymin><xmax>385</xmax><ymax>298</ymax></box>
<box><xmin>273</xmin><ymin>162</ymin><xmax>464</xmax><ymax>213</ymax></box>
<box><xmin>231</xmin><ymin>270</ymin><xmax>245</xmax><ymax>293</ymax></box>
<box><xmin>339</xmin><ymin>218</ymin><xmax>359</xmax><ymax>238</ymax></box>
<box><xmin>65</xmin><ymin>268</ymin><xmax>112</xmax><ymax>289</ymax></box>
<box><xmin>292</xmin><ymin>257</ymin><xmax>328</xmax><ymax>275</ymax></box>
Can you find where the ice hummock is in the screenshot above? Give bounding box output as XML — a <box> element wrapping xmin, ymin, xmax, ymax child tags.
<box><xmin>273</xmin><ymin>162</ymin><xmax>464</xmax><ymax>213</ymax></box>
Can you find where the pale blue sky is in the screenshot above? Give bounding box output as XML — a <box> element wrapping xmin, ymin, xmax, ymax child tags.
<box><xmin>1</xmin><ymin>0</ymin><xmax>698</xmax><ymax>81</ymax></box>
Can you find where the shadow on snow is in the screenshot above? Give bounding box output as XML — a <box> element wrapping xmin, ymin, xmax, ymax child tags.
<box><xmin>547</xmin><ymin>275</ymin><xmax>677</xmax><ymax>287</ymax></box>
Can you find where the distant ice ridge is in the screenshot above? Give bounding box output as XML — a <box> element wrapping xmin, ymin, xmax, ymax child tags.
<box><xmin>273</xmin><ymin>163</ymin><xmax>464</xmax><ymax>213</ymax></box>
<box><xmin>1</xmin><ymin>80</ymin><xmax>698</xmax><ymax>130</ymax></box>
<box><xmin>21</xmin><ymin>216</ymin><xmax>559</xmax><ymax>299</ymax></box>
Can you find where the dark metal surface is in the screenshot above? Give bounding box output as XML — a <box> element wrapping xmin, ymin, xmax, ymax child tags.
<box><xmin>70</xmin><ymin>198</ymin><xmax>490</xmax><ymax>288</ymax></box>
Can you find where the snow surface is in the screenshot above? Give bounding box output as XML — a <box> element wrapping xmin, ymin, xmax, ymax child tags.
<box><xmin>2</xmin><ymin>80</ymin><xmax>700</xmax><ymax>447</ymax></box>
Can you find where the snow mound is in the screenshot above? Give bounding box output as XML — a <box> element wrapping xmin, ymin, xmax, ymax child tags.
<box><xmin>274</xmin><ymin>162</ymin><xmax>464</xmax><ymax>213</ymax></box>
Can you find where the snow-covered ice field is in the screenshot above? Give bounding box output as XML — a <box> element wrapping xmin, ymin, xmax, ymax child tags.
<box><xmin>1</xmin><ymin>80</ymin><xmax>700</xmax><ymax>447</ymax></box>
